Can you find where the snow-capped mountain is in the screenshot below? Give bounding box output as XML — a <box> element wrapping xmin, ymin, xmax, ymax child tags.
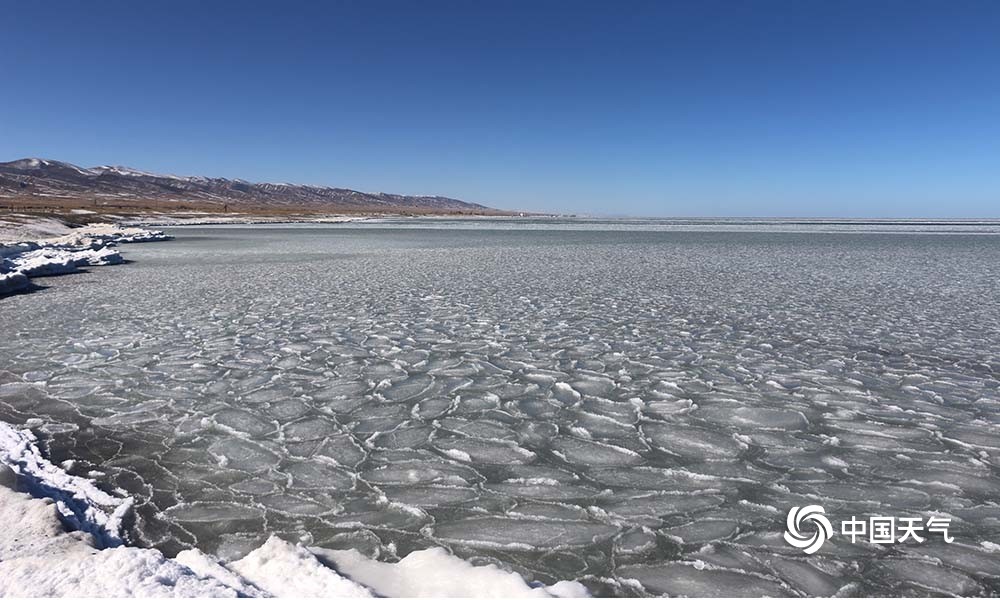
<box><xmin>0</xmin><ymin>158</ymin><xmax>495</xmax><ymax>213</ymax></box>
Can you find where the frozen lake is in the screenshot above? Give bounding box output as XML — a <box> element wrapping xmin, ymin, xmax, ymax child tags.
<box><xmin>3</xmin><ymin>218</ymin><xmax>1000</xmax><ymax>596</ymax></box>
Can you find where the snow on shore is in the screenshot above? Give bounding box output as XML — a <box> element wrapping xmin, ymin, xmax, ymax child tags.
<box><xmin>0</xmin><ymin>480</ymin><xmax>249</xmax><ymax>597</ymax></box>
<box><xmin>0</xmin><ymin>222</ymin><xmax>171</xmax><ymax>296</ymax></box>
<box><xmin>0</xmin><ymin>421</ymin><xmax>132</xmax><ymax>546</ymax></box>
<box><xmin>0</xmin><ymin>420</ymin><xmax>587</xmax><ymax>597</ymax></box>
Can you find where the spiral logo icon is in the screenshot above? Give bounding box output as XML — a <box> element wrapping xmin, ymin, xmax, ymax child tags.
<box><xmin>784</xmin><ymin>505</ymin><xmax>833</xmax><ymax>554</ymax></box>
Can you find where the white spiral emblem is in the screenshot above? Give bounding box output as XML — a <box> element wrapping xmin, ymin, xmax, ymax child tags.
<box><xmin>783</xmin><ymin>505</ymin><xmax>833</xmax><ymax>554</ymax></box>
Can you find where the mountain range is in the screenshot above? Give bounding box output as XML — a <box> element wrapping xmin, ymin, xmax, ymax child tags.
<box><xmin>0</xmin><ymin>158</ymin><xmax>498</xmax><ymax>214</ymax></box>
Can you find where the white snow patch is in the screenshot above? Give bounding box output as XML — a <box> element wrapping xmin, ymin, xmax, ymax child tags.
<box><xmin>0</xmin><ymin>481</ymin><xmax>242</xmax><ymax>597</ymax></box>
<box><xmin>229</xmin><ymin>536</ymin><xmax>372</xmax><ymax>597</ymax></box>
<box><xmin>314</xmin><ymin>546</ymin><xmax>587</xmax><ymax>598</ymax></box>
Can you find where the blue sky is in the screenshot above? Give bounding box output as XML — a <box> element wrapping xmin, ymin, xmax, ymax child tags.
<box><xmin>3</xmin><ymin>0</ymin><xmax>999</xmax><ymax>217</ymax></box>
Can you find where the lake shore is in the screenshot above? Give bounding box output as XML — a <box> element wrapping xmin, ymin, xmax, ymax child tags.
<box><xmin>0</xmin><ymin>420</ymin><xmax>582</xmax><ymax>597</ymax></box>
<box><xmin>0</xmin><ymin>220</ymin><xmax>172</xmax><ymax>296</ymax></box>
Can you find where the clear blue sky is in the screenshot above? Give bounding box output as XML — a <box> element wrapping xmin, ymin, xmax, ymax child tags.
<box><xmin>3</xmin><ymin>1</ymin><xmax>999</xmax><ymax>217</ymax></box>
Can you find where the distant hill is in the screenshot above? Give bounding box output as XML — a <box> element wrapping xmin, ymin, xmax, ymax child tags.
<box><xmin>0</xmin><ymin>158</ymin><xmax>499</xmax><ymax>214</ymax></box>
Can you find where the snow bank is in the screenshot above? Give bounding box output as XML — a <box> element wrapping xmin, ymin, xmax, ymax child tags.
<box><xmin>0</xmin><ymin>421</ymin><xmax>132</xmax><ymax>546</ymax></box>
<box><xmin>0</xmin><ymin>420</ymin><xmax>588</xmax><ymax>597</ymax></box>
<box><xmin>315</xmin><ymin>546</ymin><xmax>589</xmax><ymax>598</ymax></box>
<box><xmin>0</xmin><ymin>222</ymin><xmax>170</xmax><ymax>296</ymax></box>
<box><xmin>43</xmin><ymin>222</ymin><xmax>173</xmax><ymax>246</ymax></box>
<box><xmin>0</xmin><ymin>479</ymin><xmax>246</xmax><ymax>597</ymax></box>
<box><xmin>228</xmin><ymin>536</ymin><xmax>373</xmax><ymax>597</ymax></box>
<box><xmin>7</xmin><ymin>245</ymin><xmax>125</xmax><ymax>276</ymax></box>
